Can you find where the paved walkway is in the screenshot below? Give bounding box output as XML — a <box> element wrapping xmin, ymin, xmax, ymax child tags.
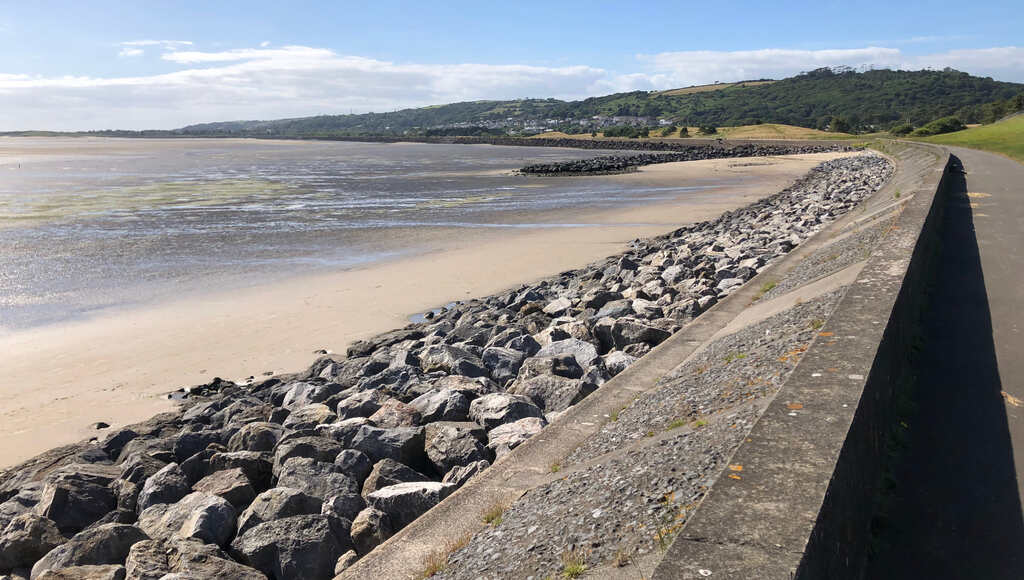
<box><xmin>866</xmin><ymin>147</ymin><xmax>1024</xmax><ymax>578</ymax></box>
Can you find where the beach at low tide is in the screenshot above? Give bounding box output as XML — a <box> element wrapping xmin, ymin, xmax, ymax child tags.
<box><xmin>0</xmin><ymin>139</ymin><xmax>852</xmax><ymax>467</ymax></box>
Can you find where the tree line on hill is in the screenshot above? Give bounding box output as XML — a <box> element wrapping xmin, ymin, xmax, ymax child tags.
<box><xmin>164</xmin><ymin>67</ymin><xmax>1021</xmax><ymax>138</ymax></box>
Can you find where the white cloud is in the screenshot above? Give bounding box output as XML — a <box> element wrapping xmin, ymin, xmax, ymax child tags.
<box><xmin>117</xmin><ymin>47</ymin><xmax>145</xmax><ymax>58</ymax></box>
<box><xmin>623</xmin><ymin>46</ymin><xmax>1024</xmax><ymax>89</ymax></box>
<box><xmin>120</xmin><ymin>40</ymin><xmax>193</xmax><ymax>48</ymax></box>
<box><xmin>260</xmin><ymin>41</ymin><xmax>271</xmax><ymax>48</ymax></box>
<box><xmin>0</xmin><ymin>44</ymin><xmax>1020</xmax><ymax>131</ymax></box>
<box><xmin>627</xmin><ymin>47</ymin><xmax>904</xmax><ymax>89</ymax></box>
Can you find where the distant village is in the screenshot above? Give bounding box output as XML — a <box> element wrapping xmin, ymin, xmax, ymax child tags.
<box><xmin>422</xmin><ymin>115</ymin><xmax>675</xmax><ymax>136</ymax></box>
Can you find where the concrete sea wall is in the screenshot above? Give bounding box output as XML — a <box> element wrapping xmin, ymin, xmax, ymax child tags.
<box><xmin>653</xmin><ymin>142</ymin><xmax>953</xmax><ymax>579</ymax></box>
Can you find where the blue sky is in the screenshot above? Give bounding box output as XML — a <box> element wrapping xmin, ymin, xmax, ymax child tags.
<box><xmin>0</xmin><ymin>0</ymin><xmax>1020</xmax><ymax>130</ymax></box>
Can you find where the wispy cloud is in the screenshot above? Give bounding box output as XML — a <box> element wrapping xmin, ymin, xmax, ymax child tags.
<box><xmin>120</xmin><ymin>40</ymin><xmax>193</xmax><ymax>48</ymax></box>
<box><xmin>0</xmin><ymin>44</ymin><xmax>1020</xmax><ymax>131</ymax></box>
<box><xmin>117</xmin><ymin>47</ymin><xmax>145</xmax><ymax>58</ymax></box>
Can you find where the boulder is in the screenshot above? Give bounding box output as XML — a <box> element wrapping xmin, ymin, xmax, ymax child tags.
<box><xmin>30</xmin><ymin>524</ymin><xmax>147</xmax><ymax>579</ymax></box>
<box><xmin>191</xmin><ymin>469</ymin><xmax>255</xmax><ymax>510</ymax></box>
<box><xmin>230</xmin><ymin>515</ymin><xmax>352</xmax><ymax>580</ymax></box>
<box><xmin>348</xmin><ymin>426</ymin><xmax>425</xmax><ymax>469</ymax></box>
<box><xmin>281</xmin><ymin>404</ymin><xmax>335</xmax><ymax>431</ymax></box>
<box><xmin>504</xmin><ymin>334</ymin><xmax>541</xmax><ymax>356</ymax></box>
<box><xmin>170</xmin><ymin>430</ymin><xmax>223</xmax><ymax>463</ymax></box>
<box><xmin>136</xmin><ymin>464</ymin><xmax>190</xmax><ymax>513</ymax></box>
<box><xmin>208</xmin><ymin>452</ymin><xmax>273</xmax><ymax>492</ymax></box>
<box><xmin>430</xmin><ymin>375</ymin><xmax>499</xmax><ymax>399</ymax></box>
<box><xmin>366</xmin><ymin>400</ymin><xmax>420</xmax><ymax>428</ymax></box>
<box><xmin>515</xmin><ymin>355</ymin><xmax>584</xmax><ymax>382</ymax></box>
<box><xmin>124</xmin><ymin>538</ymin><xmax>266</xmax><ymax>580</ymax></box>
<box><xmin>408</xmin><ymin>390</ymin><xmax>470</xmax><ymax>423</ymax></box>
<box><xmin>424</xmin><ymin>424</ymin><xmax>489</xmax><ymax>476</ymax></box>
<box><xmin>332</xmin><ymin>450</ymin><xmax>373</xmax><ymax>486</ymax></box>
<box><xmin>34</xmin><ymin>468</ymin><xmax>117</xmax><ymax>534</ymax></box>
<box><xmin>334</xmin><ymin>391</ymin><xmax>389</xmax><ymax>421</ymax></box>
<box><xmin>177</xmin><ymin>450</ymin><xmax>216</xmax><ymax>487</ymax></box>
<box><xmin>509</xmin><ymin>374</ymin><xmax>595</xmax><ymax>413</ymax></box>
<box><xmin>236</xmin><ymin>488</ymin><xmax>321</xmax><ymax>538</ymax></box>
<box><xmin>335</xmin><ymin>550</ymin><xmax>359</xmax><ymax>575</ymax></box>
<box><xmin>314</xmin><ymin>418</ymin><xmax>371</xmax><ymax>448</ymax></box>
<box><xmin>320</xmin><ymin>493</ymin><xmax>365</xmax><ymax>522</ymax></box>
<box><xmin>275</xmin><ymin>459</ymin><xmax>359</xmax><ymax>501</ymax></box>
<box><xmin>365</xmin><ymin>482</ymin><xmax>456</xmax><ymax>530</ymax></box>
<box><xmin>349</xmin><ymin>508</ymin><xmax>393</xmax><ymax>556</ymax></box>
<box><xmin>0</xmin><ymin>514</ymin><xmax>64</xmax><ymax>571</ymax></box>
<box><xmin>355</xmin><ymin>365</ymin><xmax>426</xmax><ymax>399</ymax></box>
<box><xmin>595</xmin><ymin>299</ymin><xmax>633</xmax><ymax>319</ymax></box>
<box><xmin>581</xmin><ymin>290</ymin><xmax>622</xmax><ymax>311</ymax></box>
<box><xmin>271</xmin><ymin>436</ymin><xmax>341</xmax><ymax>475</ymax></box>
<box><xmin>468</xmin><ymin>393</ymin><xmax>545</xmax><ymax>430</ymax></box>
<box><xmin>35</xmin><ymin>565</ymin><xmax>125</xmax><ymax>580</ymax></box>
<box><xmin>536</xmin><ymin>339</ymin><xmax>599</xmax><ymax>369</ymax></box>
<box><xmin>602</xmin><ymin>351</ymin><xmax>637</xmax><ymax>377</ymax></box>
<box><xmin>486</xmin><ymin>417</ymin><xmax>547</xmax><ymax>459</ymax></box>
<box><xmin>280</xmin><ymin>382</ymin><xmax>334</xmax><ymax>410</ymax></box>
<box><xmin>480</xmin><ymin>348</ymin><xmax>526</xmax><ymax>387</ymax></box>
<box><xmin>359</xmin><ymin>460</ymin><xmax>428</xmax><ymax>498</ymax></box>
<box><xmin>100</xmin><ymin>429</ymin><xmax>138</xmax><ymax>461</ymax></box>
<box><xmin>541</xmin><ymin>297</ymin><xmax>572</xmax><ymax>316</ymax></box>
<box><xmin>441</xmin><ymin>460</ymin><xmax>490</xmax><ymax>489</ymax></box>
<box><xmin>226</xmin><ymin>423</ymin><xmax>283</xmax><ymax>453</ymax></box>
<box><xmin>118</xmin><ymin>455</ymin><xmax>168</xmax><ymax>487</ymax></box>
<box><xmin>418</xmin><ymin>345</ymin><xmax>487</xmax><ymax>378</ymax></box>
<box><xmin>136</xmin><ymin>493</ymin><xmax>236</xmax><ymax>547</ymax></box>
<box><xmin>611</xmin><ymin>318</ymin><xmax>672</xmax><ymax>349</ymax></box>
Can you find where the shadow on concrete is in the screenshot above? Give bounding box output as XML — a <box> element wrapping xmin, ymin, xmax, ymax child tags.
<box><xmin>865</xmin><ymin>155</ymin><xmax>1024</xmax><ymax>578</ymax></box>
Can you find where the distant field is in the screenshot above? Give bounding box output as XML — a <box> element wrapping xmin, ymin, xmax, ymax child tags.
<box><xmin>657</xmin><ymin>80</ymin><xmax>775</xmax><ymax>96</ymax></box>
<box><xmin>915</xmin><ymin>115</ymin><xmax>1024</xmax><ymax>163</ymax></box>
<box><xmin>530</xmin><ymin>123</ymin><xmax>854</xmax><ymax>141</ymax></box>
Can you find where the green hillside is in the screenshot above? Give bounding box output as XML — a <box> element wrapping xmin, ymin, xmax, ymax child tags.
<box><xmin>916</xmin><ymin>114</ymin><xmax>1024</xmax><ymax>163</ymax></box>
<box><xmin>176</xmin><ymin>68</ymin><xmax>1023</xmax><ymax>137</ymax></box>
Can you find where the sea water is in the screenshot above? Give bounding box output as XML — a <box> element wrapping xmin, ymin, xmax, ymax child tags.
<box><xmin>0</xmin><ymin>138</ymin><xmax>708</xmax><ymax>330</ymax></box>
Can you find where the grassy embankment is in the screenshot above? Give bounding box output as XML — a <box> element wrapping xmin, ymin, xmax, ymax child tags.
<box><xmin>914</xmin><ymin>114</ymin><xmax>1024</xmax><ymax>163</ymax></box>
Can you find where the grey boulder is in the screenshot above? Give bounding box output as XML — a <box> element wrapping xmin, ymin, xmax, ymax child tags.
<box><xmin>30</xmin><ymin>524</ymin><xmax>147</xmax><ymax>579</ymax></box>
<box><xmin>236</xmin><ymin>488</ymin><xmax>321</xmax><ymax>538</ymax></box>
<box><xmin>191</xmin><ymin>469</ymin><xmax>255</xmax><ymax>510</ymax></box>
<box><xmin>359</xmin><ymin>459</ymin><xmax>428</xmax><ymax>498</ymax></box>
<box><xmin>468</xmin><ymin>393</ymin><xmax>544</xmax><ymax>430</ymax></box>
<box><xmin>408</xmin><ymin>389</ymin><xmax>470</xmax><ymax>423</ymax></box>
<box><xmin>136</xmin><ymin>464</ymin><xmax>190</xmax><ymax>513</ymax></box>
<box><xmin>365</xmin><ymin>482</ymin><xmax>456</xmax><ymax>531</ymax></box>
<box><xmin>0</xmin><ymin>514</ymin><xmax>64</xmax><ymax>571</ymax></box>
<box><xmin>349</xmin><ymin>508</ymin><xmax>393</xmax><ymax>556</ymax></box>
<box><xmin>486</xmin><ymin>417</ymin><xmax>547</xmax><ymax>459</ymax></box>
<box><xmin>229</xmin><ymin>515</ymin><xmax>352</xmax><ymax>580</ymax></box>
<box><xmin>136</xmin><ymin>493</ymin><xmax>235</xmax><ymax>547</ymax></box>
<box><xmin>424</xmin><ymin>423</ymin><xmax>489</xmax><ymax>475</ymax></box>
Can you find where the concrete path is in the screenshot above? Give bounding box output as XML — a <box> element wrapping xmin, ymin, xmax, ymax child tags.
<box><xmin>866</xmin><ymin>147</ymin><xmax>1024</xmax><ymax>578</ymax></box>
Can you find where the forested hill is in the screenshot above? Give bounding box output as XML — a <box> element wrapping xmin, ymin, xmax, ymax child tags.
<box><xmin>178</xmin><ymin>67</ymin><xmax>1024</xmax><ymax>137</ymax></box>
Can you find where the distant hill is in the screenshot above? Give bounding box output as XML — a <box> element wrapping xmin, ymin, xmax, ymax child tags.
<box><xmin>174</xmin><ymin>68</ymin><xmax>1023</xmax><ymax>138</ymax></box>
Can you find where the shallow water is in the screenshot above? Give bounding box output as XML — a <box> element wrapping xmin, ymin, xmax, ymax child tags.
<box><xmin>0</xmin><ymin>138</ymin><xmax>711</xmax><ymax>330</ymax></box>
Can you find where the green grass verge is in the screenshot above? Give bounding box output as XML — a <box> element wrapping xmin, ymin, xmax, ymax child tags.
<box><xmin>914</xmin><ymin>114</ymin><xmax>1024</xmax><ymax>164</ymax></box>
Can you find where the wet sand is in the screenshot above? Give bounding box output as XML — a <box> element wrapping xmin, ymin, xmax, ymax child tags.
<box><xmin>0</xmin><ymin>151</ymin><xmax>855</xmax><ymax>467</ymax></box>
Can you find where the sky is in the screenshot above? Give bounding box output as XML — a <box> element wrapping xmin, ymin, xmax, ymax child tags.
<box><xmin>0</xmin><ymin>0</ymin><xmax>1021</xmax><ymax>131</ymax></box>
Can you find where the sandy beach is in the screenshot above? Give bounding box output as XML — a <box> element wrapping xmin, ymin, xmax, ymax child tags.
<box><xmin>0</xmin><ymin>151</ymin><xmax>854</xmax><ymax>468</ymax></box>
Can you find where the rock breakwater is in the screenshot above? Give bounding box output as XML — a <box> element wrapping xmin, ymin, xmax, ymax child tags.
<box><xmin>0</xmin><ymin>154</ymin><xmax>891</xmax><ymax>580</ymax></box>
<box><xmin>518</xmin><ymin>143</ymin><xmax>851</xmax><ymax>176</ymax></box>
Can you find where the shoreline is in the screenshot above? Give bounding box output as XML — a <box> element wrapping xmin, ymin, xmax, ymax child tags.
<box><xmin>0</xmin><ymin>151</ymin><xmax>854</xmax><ymax>468</ymax></box>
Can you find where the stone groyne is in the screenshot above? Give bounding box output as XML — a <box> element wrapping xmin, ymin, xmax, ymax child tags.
<box><xmin>0</xmin><ymin>152</ymin><xmax>892</xmax><ymax>580</ymax></box>
<box><xmin>517</xmin><ymin>143</ymin><xmax>852</xmax><ymax>175</ymax></box>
